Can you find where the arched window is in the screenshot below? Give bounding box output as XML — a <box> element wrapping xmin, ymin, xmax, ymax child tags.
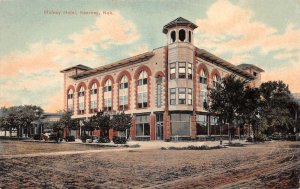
<box><xmin>78</xmin><ymin>86</ymin><xmax>85</xmax><ymax>114</ymax></box>
<box><xmin>119</xmin><ymin>76</ymin><xmax>129</xmax><ymax>111</ymax></box>
<box><xmin>104</xmin><ymin>80</ymin><xmax>112</xmax><ymax>111</ymax></box>
<box><xmin>189</xmin><ymin>31</ymin><xmax>192</xmax><ymax>43</ymax></box>
<box><xmin>179</xmin><ymin>29</ymin><xmax>186</xmax><ymax>42</ymax></box>
<box><xmin>90</xmin><ymin>83</ymin><xmax>98</xmax><ymax>113</ymax></box>
<box><xmin>199</xmin><ymin>70</ymin><xmax>208</xmax><ymax>84</ymax></box>
<box><xmin>138</xmin><ymin>71</ymin><xmax>148</xmax><ymax>108</ymax></box>
<box><xmin>170</xmin><ymin>31</ymin><xmax>176</xmax><ymax>43</ymax></box>
<box><xmin>213</xmin><ymin>75</ymin><xmax>221</xmax><ymax>90</ymax></box>
<box><xmin>67</xmin><ymin>89</ymin><xmax>73</xmax><ymax>112</ymax></box>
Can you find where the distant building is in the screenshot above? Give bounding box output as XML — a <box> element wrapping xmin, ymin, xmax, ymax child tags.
<box><xmin>61</xmin><ymin>17</ymin><xmax>264</xmax><ymax>141</ymax></box>
<box><xmin>32</xmin><ymin>113</ymin><xmax>63</xmax><ymax>135</ymax></box>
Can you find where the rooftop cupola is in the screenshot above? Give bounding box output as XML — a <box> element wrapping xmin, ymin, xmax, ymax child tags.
<box><xmin>163</xmin><ymin>17</ymin><xmax>198</xmax><ymax>44</ymax></box>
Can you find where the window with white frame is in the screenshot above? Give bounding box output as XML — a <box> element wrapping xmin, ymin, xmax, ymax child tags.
<box><xmin>171</xmin><ymin>113</ymin><xmax>190</xmax><ymax>136</ymax></box>
<box><xmin>78</xmin><ymin>86</ymin><xmax>85</xmax><ymax>114</ymax></box>
<box><xmin>90</xmin><ymin>83</ymin><xmax>97</xmax><ymax>112</ymax></box>
<box><xmin>119</xmin><ymin>76</ymin><xmax>129</xmax><ymax>111</ymax></box>
<box><xmin>178</xmin><ymin>88</ymin><xmax>186</xmax><ymax>104</ymax></box>
<box><xmin>136</xmin><ymin>115</ymin><xmax>150</xmax><ymax>137</ymax></box>
<box><xmin>156</xmin><ymin>78</ymin><xmax>162</xmax><ymax>107</ymax></box>
<box><xmin>213</xmin><ymin>75</ymin><xmax>221</xmax><ymax>90</ymax></box>
<box><xmin>138</xmin><ymin>71</ymin><xmax>148</xmax><ymax>108</ymax></box>
<box><xmin>178</xmin><ymin>62</ymin><xmax>186</xmax><ymax>78</ymax></box>
<box><xmin>200</xmin><ymin>90</ymin><xmax>207</xmax><ymax>109</ymax></box>
<box><xmin>187</xmin><ymin>88</ymin><xmax>192</xmax><ymax>105</ymax></box>
<box><xmin>67</xmin><ymin>89</ymin><xmax>73</xmax><ymax>112</ymax></box>
<box><xmin>170</xmin><ymin>88</ymin><xmax>176</xmax><ymax>105</ymax></box>
<box><xmin>170</xmin><ymin>63</ymin><xmax>176</xmax><ymax>79</ymax></box>
<box><xmin>196</xmin><ymin>114</ymin><xmax>208</xmax><ymax>135</ymax></box>
<box><xmin>187</xmin><ymin>63</ymin><xmax>192</xmax><ymax>79</ymax></box>
<box><xmin>199</xmin><ymin>69</ymin><xmax>208</xmax><ymax>85</ymax></box>
<box><xmin>104</xmin><ymin>80</ymin><xmax>112</xmax><ymax>111</ymax></box>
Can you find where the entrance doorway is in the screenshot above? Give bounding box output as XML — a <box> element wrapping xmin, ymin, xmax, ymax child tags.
<box><xmin>156</xmin><ymin>114</ymin><xmax>164</xmax><ymax>140</ymax></box>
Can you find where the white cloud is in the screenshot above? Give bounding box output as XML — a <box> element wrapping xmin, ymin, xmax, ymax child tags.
<box><xmin>125</xmin><ymin>44</ymin><xmax>150</xmax><ymax>57</ymax></box>
<box><xmin>195</xmin><ymin>0</ymin><xmax>300</xmax><ymax>57</ymax></box>
<box><xmin>0</xmin><ymin>12</ymin><xmax>140</xmax><ymax>111</ymax></box>
<box><xmin>262</xmin><ymin>59</ymin><xmax>300</xmax><ymax>93</ymax></box>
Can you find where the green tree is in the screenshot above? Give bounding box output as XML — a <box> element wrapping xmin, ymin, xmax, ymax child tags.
<box><xmin>92</xmin><ymin>110</ymin><xmax>111</xmax><ymax>137</ymax></box>
<box><xmin>110</xmin><ymin>112</ymin><xmax>132</xmax><ymax>136</ymax></box>
<box><xmin>58</xmin><ymin>111</ymin><xmax>78</xmax><ymax>136</ymax></box>
<box><xmin>0</xmin><ymin>107</ymin><xmax>9</xmax><ymax>137</ymax></box>
<box><xmin>206</xmin><ymin>75</ymin><xmax>246</xmax><ymax>140</ymax></box>
<box><xmin>239</xmin><ymin>87</ymin><xmax>262</xmax><ymax>139</ymax></box>
<box><xmin>0</xmin><ymin>105</ymin><xmax>43</xmax><ymax>138</ymax></box>
<box><xmin>259</xmin><ymin>81</ymin><xmax>295</xmax><ymax>135</ymax></box>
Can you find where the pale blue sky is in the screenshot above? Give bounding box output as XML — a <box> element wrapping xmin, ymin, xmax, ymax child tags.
<box><xmin>0</xmin><ymin>0</ymin><xmax>299</xmax><ymax>111</ymax></box>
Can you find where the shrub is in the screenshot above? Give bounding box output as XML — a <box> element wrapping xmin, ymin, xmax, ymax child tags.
<box><xmin>246</xmin><ymin>137</ymin><xmax>253</xmax><ymax>142</ymax></box>
<box><xmin>161</xmin><ymin>145</ymin><xmax>223</xmax><ymax>150</ymax></box>
<box><xmin>66</xmin><ymin>135</ymin><xmax>75</xmax><ymax>142</ymax></box>
<box><xmin>80</xmin><ymin>135</ymin><xmax>91</xmax><ymax>143</ymax></box>
<box><xmin>254</xmin><ymin>134</ymin><xmax>270</xmax><ymax>142</ymax></box>
<box><xmin>113</xmin><ymin>136</ymin><xmax>127</xmax><ymax>144</ymax></box>
<box><xmin>33</xmin><ymin>134</ymin><xmax>41</xmax><ymax>140</ymax></box>
<box><xmin>97</xmin><ymin>136</ymin><xmax>110</xmax><ymax>143</ymax></box>
<box><xmin>227</xmin><ymin>143</ymin><xmax>245</xmax><ymax>147</ymax></box>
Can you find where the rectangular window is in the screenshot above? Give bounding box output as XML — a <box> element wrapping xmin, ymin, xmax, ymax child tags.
<box><xmin>91</xmin><ymin>100</ymin><xmax>97</xmax><ymax>109</ymax></box>
<box><xmin>188</xmin><ymin>63</ymin><xmax>192</xmax><ymax>79</ymax></box>
<box><xmin>199</xmin><ymin>77</ymin><xmax>207</xmax><ymax>84</ymax></box>
<box><xmin>104</xmin><ymin>98</ymin><xmax>112</xmax><ymax>111</ymax></box>
<box><xmin>171</xmin><ymin>113</ymin><xmax>190</xmax><ymax>136</ymax></box>
<box><xmin>120</xmin><ymin>83</ymin><xmax>128</xmax><ymax>89</ymax></box>
<box><xmin>119</xmin><ymin>96</ymin><xmax>128</xmax><ymax>111</ymax></box>
<box><xmin>138</xmin><ymin>92</ymin><xmax>148</xmax><ymax>108</ymax></box>
<box><xmin>67</xmin><ymin>94</ymin><xmax>73</xmax><ymax>99</ymax></box>
<box><xmin>157</xmin><ymin>83</ymin><xmax>162</xmax><ymax>107</ymax></box>
<box><xmin>79</xmin><ymin>102</ymin><xmax>84</xmax><ymax>110</ymax></box>
<box><xmin>178</xmin><ymin>88</ymin><xmax>186</xmax><ymax>104</ymax></box>
<box><xmin>67</xmin><ymin>104</ymin><xmax>73</xmax><ymax>112</ymax></box>
<box><xmin>187</xmin><ymin>88</ymin><xmax>192</xmax><ymax>105</ymax></box>
<box><xmin>196</xmin><ymin>115</ymin><xmax>208</xmax><ymax>135</ymax></box>
<box><xmin>135</xmin><ymin>115</ymin><xmax>150</xmax><ymax>136</ymax></box>
<box><xmin>178</xmin><ymin>62</ymin><xmax>186</xmax><ymax>79</ymax></box>
<box><xmin>170</xmin><ymin>88</ymin><xmax>176</xmax><ymax>105</ymax></box>
<box><xmin>104</xmin><ymin>86</ymin><xmax>112</xmax><ymax>92</ymax></box>
<box><xmin>200</xmin><ymin>90</ymin><xmax>207</xmax><ymax>108</ymax></box>
<box><xmin>170</xmin><ymin>63</ymin><xmax>176</xmax><ymax>79</ymax></box>
<box><xmin>143</xmin><ymin>78</ymin><xmax>148</xmax><ymax>85</ymax></box>
<box><xmin>90</xmin><ymin>100</ymin><xmax>97</xmax><ymax>113</ymax></box>
<box><xmin>90</xmin><ymin>89</ymin><xmax>97</xmax><ymax>95</ymax></box>
<box><xmin>78</xmin><ymin>91</ymin><xmax>84</xmax><ymax>97</ymax></box>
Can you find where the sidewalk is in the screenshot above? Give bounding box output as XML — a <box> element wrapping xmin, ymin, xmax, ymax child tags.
<box><xmin>74</xmin><ymin>138</ymin><xmax>248</xmax><ymax>149</ymax></box>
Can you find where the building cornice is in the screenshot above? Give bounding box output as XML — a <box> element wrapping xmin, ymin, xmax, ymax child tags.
<box><xmin>196</xmin><ymin>48</ymin><xmax>255</xmax><ymax>80</ymax></box>
<box><xmin>70</xmin><ymin>51</ymin><xmax>155</xmax><ymax>80</ymax></box>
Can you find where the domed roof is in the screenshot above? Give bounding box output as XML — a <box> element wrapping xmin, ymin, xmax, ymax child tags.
<box><xmin>163</xmin><ymin>17</ymin><xmax>198</xmax><ymax>34</ymax></box>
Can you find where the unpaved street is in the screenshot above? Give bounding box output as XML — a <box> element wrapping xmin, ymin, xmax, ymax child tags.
<box><xmin>0</xmin><ymin>141</ymin><xmax>299</xmax><ymax>188</ymax></box>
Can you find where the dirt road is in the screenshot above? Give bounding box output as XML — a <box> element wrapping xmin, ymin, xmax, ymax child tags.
<box><xmin>0</xmin><ymin>141</ymin><xmax>299</xmax><ymax>188</ymax></box>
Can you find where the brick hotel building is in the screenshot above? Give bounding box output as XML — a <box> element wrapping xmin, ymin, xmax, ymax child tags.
<box><xmin>61</xmin><ymin>17</ymin><xmax>264</xmax><ymax>141</ymax></box>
